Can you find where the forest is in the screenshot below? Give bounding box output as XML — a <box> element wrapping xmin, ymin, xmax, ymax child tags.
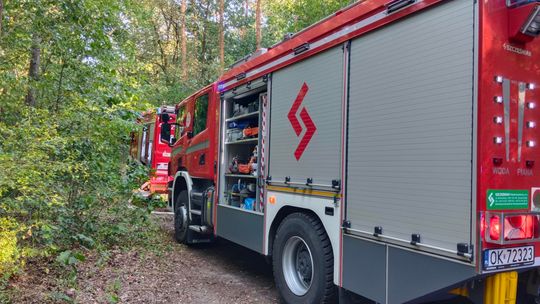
<box><xmin>0</xmin><ymin>0</ymin><xmax>352</xmax><ymax>302</ymax></box>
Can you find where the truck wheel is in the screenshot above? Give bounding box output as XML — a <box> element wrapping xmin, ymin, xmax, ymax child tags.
<box><xmin>174</xmin><ymin>190</ymin><xmax>190</xmax><ymax>244</ymax></box>
<box><xmin>273</xmin><ymin>213</ymin><xmax>336</xmax><ymax>304</ymax></box>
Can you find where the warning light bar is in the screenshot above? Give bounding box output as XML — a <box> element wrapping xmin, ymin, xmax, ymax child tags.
<box><xmin>482</xmin><ymin>212</ymin><xmax>540</xmax><ymax>245</ymax></box>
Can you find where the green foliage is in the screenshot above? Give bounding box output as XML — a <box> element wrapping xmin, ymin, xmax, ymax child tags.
<box><xmin>106</xmin><ymin>279</ymin><xmax>121</xmax><ymax>304</ymax></box>
<box><xmin>0</xmin><ymin>0</ymin><xmax>354</xmax><ymax>300</ymax></box>
<box><xmin>0</xmin><ymin>218</ymin><xmax>20</xmax><ymax>279</ymax></box>
<box><xmin>56</xmin><ymin>250</ymin><xmax>86</xmax><ymax>267</ymax></box>
<box><xmin>264</xmin><ymin>0</ymin><xmax>354</xmax><ymax>44</ymax></box>
<box><xmin>0</xmin><ymin>279</ymin><xmax>11</xmax><ymax>304</ymax></box>
<box><xmin>48</xmin><ymin>291</ymin><xmax>75</xmax><ymax>304</ymax></box>
<box><xmin>0</xmin><ymin>0</ymin><xmax>157</xmax><ymax>283</ymax></box>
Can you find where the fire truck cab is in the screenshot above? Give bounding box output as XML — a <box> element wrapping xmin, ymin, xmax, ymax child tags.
<box><xmin>168</xmin><ymin>1</ymin><xmax>540</xmax><ymax>303</ymax></box>
<box><xmin>130</xmin><ymin>106</ymin><xmax>176</xmax><ymax>196</ymax></box>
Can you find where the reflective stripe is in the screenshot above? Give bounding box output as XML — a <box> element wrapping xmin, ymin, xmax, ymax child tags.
<box><xmin>172</xmin><ymin>140</ymin><xmax>210</xmax><ymax>158</ymax></box>
<box><xmin>186</xmin><ymin>140</ymin><xmax>210</xmax><ymax>154</ymax></box>
<box><xmin>171</xmin><ymin>146</ymin><xmax>184</xmax><ymax>157</ymax></box>
<box><xmin>267</xmin><ymin>185</ymin><xmax>340</xmax><ymax>199</ymax></box>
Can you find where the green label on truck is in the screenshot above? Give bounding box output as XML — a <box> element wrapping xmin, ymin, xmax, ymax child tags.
<box><xmin>487</xmin><ymin>190</ymin><xmax>529</xmax><ymax>210</ymax></box>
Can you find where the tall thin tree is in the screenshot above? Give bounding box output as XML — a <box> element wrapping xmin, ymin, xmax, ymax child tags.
<box><xmin>199</xmin><ymin>0</ymin><xmax>211</xmax><ymax>80</ymax></box>
<box><xmin>240</xmin><ymin>0</ymin><xmax>249</xmax><ymax>38</ymax></box>
<box><xmin>255</xmin><ymin>0</ymin><xmax>262</xmax><ymax>49</ymax></box>
<box><xmin>219</xmin><ymin>0</ymin><xmax>225</xmax><ymax>73</ymax></box>
<box><xmin>25</xmin><ymin>33</ymin><xmax>41</xmax><ymax>107</ymax></box>
<box><xmin>0</xmin><ymin>0</ymin><xmax>4</xmax><ymax>37</ymax></box>
<box><xmin>180</xmin><ymin>0</ymin><xmax>187</xmax><ymax>80</ymax></box>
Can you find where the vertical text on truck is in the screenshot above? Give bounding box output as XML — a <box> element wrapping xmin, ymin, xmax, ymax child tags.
<box><xmin>166</xmin><ymin>1</ymin><xmax>540</xmax><ymax>303</ymax></box>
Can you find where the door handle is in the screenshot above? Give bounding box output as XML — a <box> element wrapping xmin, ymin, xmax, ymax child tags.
<box><xmin>199</xmin><ymin>153</ymin><xmax>206</xmax><ymax>165</ymax></box>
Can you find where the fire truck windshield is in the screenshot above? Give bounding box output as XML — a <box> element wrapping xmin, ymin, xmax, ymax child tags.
<box><xmin>508</xmin><ymin>0</ymin><xmax>540</xmax><ymax>8</ymax></box>
<box><xmin>175</xmin><ymin>106</ymin><xmax>186</xmax><ymax>139</ymax></box>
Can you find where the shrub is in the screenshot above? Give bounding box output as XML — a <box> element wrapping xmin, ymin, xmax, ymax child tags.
<box><xmin>0</xmin><ymin>218</ymin><xmax>21</xmax><ymax>278</ymax></box>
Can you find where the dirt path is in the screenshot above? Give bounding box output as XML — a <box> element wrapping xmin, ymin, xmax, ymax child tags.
<box><xmin>75</xmin><ymin>214</ymin><xmax>279</xmax><ymax>304</ymax></box>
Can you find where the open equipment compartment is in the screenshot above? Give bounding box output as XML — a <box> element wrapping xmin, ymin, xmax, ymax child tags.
<box><xmin>218</xmin><ymin>78</ymin><xmax>268</xmax><ymax>214</ymax></box>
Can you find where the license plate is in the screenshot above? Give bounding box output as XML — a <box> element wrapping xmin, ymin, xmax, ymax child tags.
<box><xmin>483</xmin><ymin>246</ymin><xmax>535</xmax><ymax>270</ymax></box>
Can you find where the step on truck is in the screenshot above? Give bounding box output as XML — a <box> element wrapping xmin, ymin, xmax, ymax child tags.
<box><xmin>130</xmin><ymin>106</ymin><xmax>176</xmax><ymax>197</ymax></box>
<box><xmin>166</xmin><ymin>0</ymin><xmax>540</xmax><ymax>303</ymax></box>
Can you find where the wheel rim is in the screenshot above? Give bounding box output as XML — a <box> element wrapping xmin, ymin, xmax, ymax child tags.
<box><xmin>282</xmin><ymin>236</ymin><xmax>314</xmax><ymax>296</ymax></box>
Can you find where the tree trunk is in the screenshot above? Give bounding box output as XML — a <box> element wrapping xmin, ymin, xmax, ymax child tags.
<box><xmin>173</xmin><ymin>21</ymin><xmax>180</xmax><ymax>64</ymax></box>
<box><xmin>199</xmin><ymin>0</ymin><xmax>211</xmax><ymax>80</ymax></box>
<box><xmin>55</xmin><ymin>61</ymin><xmax>66</xmax><ymax>112</ymax></box>
<box><xmin>180</xmin><ymin>0</ymin><xmax>187</xmax><ymax>80</ymax></box>
<box><xmin>0</xmin><ymin>0</ymin><xmax>4</xmax><ymax>37</ymax></box>
<box><xmin>219</xmin><ymin>0</ymin><xmax>225</xmax><ymax>73</ymax></box>
<box><xmin>255</xmin><ymin>0</ymin><xmax>262</xmax><ymax>50</ymax></box>
<box><xmin>240</xmin><ymin>0</ymin><xmax>249</xmax><ymax>39</ymax></box>
<box><xmin>25</xmin><ymin>34</ymin><xmax>41</xmax><ymax>107</ymax></box>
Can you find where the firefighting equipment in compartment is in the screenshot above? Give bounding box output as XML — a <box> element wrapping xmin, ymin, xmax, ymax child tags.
<box><xmin>227</xmin><ymin>179</ymin><xmax>256</xmax><ymax>210</ymax></box>
<box><xmin>229</xmin><ymin>156</ymin><xmax>252</xmax><ymax>174</ymax></box>
<box><xmin>229</xmin><ymin>156</ymin><xmax>240</xmax><ymax>173</ymax></box>
<box><xmin>228</xmin><ymin>148</ymin><xmax>258</xmax><ymax>176</ymax></box>
<box><xmin>238</xmin><ymin>164</ymin><xmax>251</xmax><ymax>174</ymax></box>
<box><xmin>232</xmin><ymin>103</ymin><xmax>247</xmax><ymax>117</ymax></box>
<box><xmin>228</xmin><ymin>120</ymin><xmax>251</xmax><ymax>129</ymax></box>
<box><xmin>247</xmin><ymin>101</ymin><xmax>258</xmax><ymax>113</ymax></box>
<box><xmin>227</xmin><ymin>129</ymin><xmax>243</xmax><ymax>142</ymax></box>
<box><xmin>243</xmin><ymin>198</ymin><xmax>255</xmax><ymax>210</ymax></box>
<box><xmin>249</xmin><ymin>147</ymin><xmax>258</xmax><ymax>176</ymax></box>
<box><xmin>243</xmin><ymin>127</ymin><xmax>259</xmax><ymax>138</ymax></box>
<box><xmin>231</xmin><ymin>101</ymin><xmax>258</xmax><ymax>117</ymax></box>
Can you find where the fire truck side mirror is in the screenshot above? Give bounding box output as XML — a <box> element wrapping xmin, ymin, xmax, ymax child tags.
<box><xmin>168</xmin><ymin>136</ymin><xmax>176</xmax><ymax>147</ymax></box>
<box><xmin>160</xmin><ymin>128</ymin><xmax>171</xmax><ymax>144</ymax></box>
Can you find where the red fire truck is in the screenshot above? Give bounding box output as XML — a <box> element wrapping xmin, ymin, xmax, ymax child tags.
<box><xmin>130</xmin><ymin>106</ymin><xmax>176</xmax><ymax>196</ymax></box>
<box><xmin>166</xmin><ymin>1</ymin><xmax>540</xmax><ymax>303</ymax></box>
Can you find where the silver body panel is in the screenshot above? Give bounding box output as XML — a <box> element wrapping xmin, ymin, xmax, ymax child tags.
<box><xmin>342</xmin><ymin>234</ymin><xmax>477</xmax><ymax>304</ymax></box>
<box><xmin>346</xmin><ymin>0</ymin><xmax>476</xmax><ymax>256</ymax></box>
<box><xmin>269</xmin><ymin>46</ymin><xmax>344</xmax><ymax>187</ymax></box>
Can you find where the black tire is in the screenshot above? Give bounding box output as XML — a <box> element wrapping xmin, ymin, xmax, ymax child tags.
<box><xmin>174</xmin><ymin>190</ymin><xmax>190</xmax><ymax>244</ymax></box>
<box><xmin>272</xmin><ymin>212</ymin><xmax>337</xmax><ymax>304</ymax></box>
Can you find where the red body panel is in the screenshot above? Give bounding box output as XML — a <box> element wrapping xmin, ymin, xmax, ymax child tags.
<box><xmin>169</xmin><ymin>83</ymin><xmax>219</xmax><ymax>182</ymax></box>
<box><xmin>478</xmin><ymin>1</ymin><xmax>540</xmax><ymax>256</ymax></box>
